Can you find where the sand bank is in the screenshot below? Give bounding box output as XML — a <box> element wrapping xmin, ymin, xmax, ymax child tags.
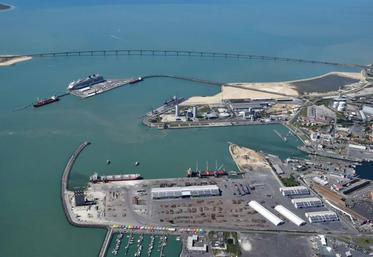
<box><xmin>0</xmin><ymin>3</ymin><xmax>14</xmax><ymax>11</ymax></box>
<box><xmin>181</xmin><ymin>82</ymin><xmax>298</xmax><ymax>105</ymax></box>
<box><xmin>229</xmin><ymin>143</ymin><xmax>270</xmax><ymax>172</ymax></box>
<box><xmin>181</xmin><ymin>71</ymin><xmax>363</xmax><ymax>106</ymax></box>
<box><xmin>0</xmin><ymin>55</ymin><xmax>32</xmax><ymax>66</ymax></box>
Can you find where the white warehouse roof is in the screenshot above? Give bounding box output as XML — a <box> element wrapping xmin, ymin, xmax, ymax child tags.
<box><xmin>362</xmin><ymin>105</ymin><xmax>373</xmax><ymax>115</ymax></box>
<box><xmin>151</xmin><ymin>185</ymin><xmax>220</xmax><ymax>199</ymax></box>
<box><xmin>291</xmin><ymin>197</ymin><xmax>323</xmax><ymax>209</ymax></box>
<box><xmin>274</xmin><ymin>205</ymin><xmax>306</xmax><ymax>226</ymax></box>
<box><xmin>273</xmin><ymin>164</ymin><xmax>285</xmax><ymax>175</ymax></box>
<box><xmin>248</xmin><ymin>201</ymin><xmax>284</xmax><ymax>226</ymax></box>
<box><xmin>279</xmin><ymin>186</ymin><xmax>310</xmax><ymax>196</ymax></box>
<box><xmin>305</xmin><ymin>211</ymin><xmax>339</xmax><ymax>223</ymax></box>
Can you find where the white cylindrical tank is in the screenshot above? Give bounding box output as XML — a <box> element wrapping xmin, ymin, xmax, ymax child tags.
<box><xmin>175</xmin><ymin>104</ymin><xmax>179</xmax><ymax>117</ymax></box>
<box><xmin>337</xmin><ymin>102</ymin><xmax>346</xmax><ymax>112</ymax></box>
<box><xmin>248</xmin><ymin>201</ymin><xmax>284</xmax><ymax>226</ymax></box>
<box><xmin>274</xmin><ymin>205</ymin><xmax>306</xmax><ymax>226</ymax></box>
<box><xmin>332</xmin><ymin>101</ymin><xmax>339</xmax><ymax>109</ymax></box>
<box><xmin>192</xmin><ymin>106</ymin><xmax>197</xmax><ymax>118</ymax></box>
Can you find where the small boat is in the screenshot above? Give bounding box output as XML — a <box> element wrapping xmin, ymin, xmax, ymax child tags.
<box><xmin>106</xmin><ymin>159</ymin><xmax>111</xmax><ymax>165</ymax></box>
<box><xmin>135</xmin><ymin>161</ymin><xmax>140</xmax><ymax>166</ymax></box>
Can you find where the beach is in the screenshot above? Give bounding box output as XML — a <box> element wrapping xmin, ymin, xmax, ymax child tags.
<box><xmin>0</xmin><ymin>55</ymin><xmax>32</xmax><ymax>66</ymax></box>
<box><xmin>0</xmin><ymin>3</ymin><xmax>13</xmax><ymax>11</ymax></box>
<box><xmin>181</xmin><ymin>71</ymin><xmax>363</xmax><ymax>106</ymax></box>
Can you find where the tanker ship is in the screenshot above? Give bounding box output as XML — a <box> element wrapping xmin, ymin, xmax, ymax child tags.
<box><xmin>33</xmin><ymin>95</ymin><xmax>59</xmax><ymax>108</ymax></box>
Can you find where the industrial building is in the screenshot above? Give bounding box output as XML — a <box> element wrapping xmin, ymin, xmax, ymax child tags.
<box><xmin>279</xmin><ymin>186</ymin><xmax>310</xmax><ymax>196</ymax></box>
<box><xmin>274</xmin><ymin>205</ymin><xmax>306</xmax><ymax>226</ymax></box>
<box><xmin>151</xmin><ymin>185</ymin><xmax>220</xmax><ymax>200</ymax></box>
<box><xmin>307</xmin><ymin>105</ymin><xmax>336</xmax><ymax>124</ymax></box>
<box><xmin>362</xmin><ymin>105</ymin><xmax>373</xmax><ymax>116</ymax></box>
<box><xmin>73</xmin><ymin>190</ymin><xmax>95</xmax><ymax>206</ymax></box>
<box><xmin>273</xmin><ymin>164</ymin><xmax>285</xmax><ymax>175</ymax></box>
<box><xmin>291</xmin><ymin>197</ymin><xmax>323</xmax><ymax>209</ymax></box>
<box><xmin>187</xmin><ymin>235</ymin><xmax>208</xmax><ymax>252</ymax></box>
<box><xmin>248</xmin><ymin>201</ymin><xmax>284</xmax><ymax>226</ymax></box>
<box><xmin>305</xmin><ymin>211</ymin><xmax>339</xmax><ymax>223</ymax></box>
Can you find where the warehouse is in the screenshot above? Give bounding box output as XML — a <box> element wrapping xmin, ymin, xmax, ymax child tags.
<box><xmin>151</xmin><ymin>185</ymin><xmax>220</xmax><ymax>200</ymax></box>
<box><xmin>305</xmin><ymin>211</ymin><xmax>339</xmax><ymax>223</ymax></box>
<box><xmin>279</xmin><ymin>186</ymin><xmax>310</xmax><ymax>196</ymax></box>
<box><xmin>248</xmin><ymin>201</ymin><xmax>284</xmax><ymax>226</ymax></box>
<box><xmin>273</xmin><ymin>164</ymin><xmax>285</xmax><ymax>175</ymax></box>
<box><xmin>291</xmin><ymin>197</ymin><xmax>323</xmax><ymax>209</ymax></box>
<box><xmin>274</xmin><ymin>205</ymin><xmax>306</xmax><ymax>226</ymax></box>
<box><xmin>187</xmin><ymin>235</ymin><xmax>208</xmax><ymax>252</ymax></box>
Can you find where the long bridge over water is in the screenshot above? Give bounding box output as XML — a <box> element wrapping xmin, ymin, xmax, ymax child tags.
<box><xmin>25</xmin><ymin>49</ymin><xmax>370</xmax><ymax>69</ymax></box>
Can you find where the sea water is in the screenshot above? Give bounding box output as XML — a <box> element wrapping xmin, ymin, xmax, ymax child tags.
<box><xmin>1</xmin><ymin>1</ymin><xmax>373</xmax><ymax>256</ymax></box>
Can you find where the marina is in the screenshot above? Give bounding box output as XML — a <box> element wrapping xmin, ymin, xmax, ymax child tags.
<box><xmin>108</xmin><ymin>233</ymin><xmax>180</xmax><ymax>257</ymax></box>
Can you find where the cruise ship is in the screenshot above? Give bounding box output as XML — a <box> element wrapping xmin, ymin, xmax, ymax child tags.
<box><xmin>67</xmin><ymin>74</ymin><xmax>106</xmax><ymax>91</ymax></box>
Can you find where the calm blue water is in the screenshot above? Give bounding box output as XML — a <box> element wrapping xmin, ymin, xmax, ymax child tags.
<box><xmin>1</xmin><ymin>1</ymin><xmax>373</xmax><ymax>257</ymax></box>
<box><xmin>356</xmin><ymin>162</ymin><xmax>373</xmax><ymax>180</ymax></box>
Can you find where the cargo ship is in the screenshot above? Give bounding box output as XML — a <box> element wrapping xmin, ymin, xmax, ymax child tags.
<box><xmin>33</xmin><ymin>95</ymin><xmax>59</xmax><ymax>108</ymax></box>
<box><xmin>186</xmin><ymin>168</ymin><xmax>227</xmax><ymax>178</ymax></box>
<box><xmin>89</xmin><ymin>173</ymin><xmax>142</xmax><ymax>183</ymax></box>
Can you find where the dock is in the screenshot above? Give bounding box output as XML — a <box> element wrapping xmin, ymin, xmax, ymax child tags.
<box><xmin>98</xmin><ymin>227</ymin><xmax>113</xmax><ymax>257</ymax></box>
<box><xmin>61</xmin><ymin>141</ymin><xmax>91</xmax><ymax>224</ymax></box>
<box><xmin>61</xmin><ymin>141</ymin><xmax>113</xmax><ymax>257</ymax></box>
<box><xmin>144</xmin><ymin>118</ymin><xmax>280</xmax><ymax>129</ymax></box>
<box><xmin>69</xmin><ymin>78</ymin><xmax>141</xmax><ymax>99</ymax></box>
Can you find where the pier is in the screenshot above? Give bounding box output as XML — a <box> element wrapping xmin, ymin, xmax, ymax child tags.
<box><xmin>24</xmin><ymin>49</ymin><xmax>370</xmax><ymax>69</ymax></box>
<box><xmin>98</xmin><ymin>227</ymin><xmax>113</xmax><ymax>257</ymax></box>
<box><xmin>61</xmin><ymin>141</ymin><xmax>113</xmax><ymax>257</ymax></box>
<box><xmin>61</xmin><ymin>141</ymin><xmax>91</xmax><ymax>225</ymax></box>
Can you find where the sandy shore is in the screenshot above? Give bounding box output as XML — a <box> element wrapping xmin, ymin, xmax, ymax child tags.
<box><xmin>0</xmin><ymin>3</ymin><xmax>14</xmax><ymax>12</ymax></box>
<box><xmin>289</xmin><ymin>71</ymin><xmax>363</xmax><ymax>83</ymax></box>
<box><xmin>228</xmin><ymin>143</ymin><xmax>270</xmax><ymax>172</ymax></box>
<box><xmin>181</xmin><ymin>71</ymin><xmax>363</xmax><ymax>106</ymax></box>
<box><xmin>0</xmin><ymin>55</ymin><xmax>32</xmax><ymax>66</ymax></box>
<box><xmin>181</xmin><ymin>82</ymin><xmax>298</xmax><ymax>105</ymax></box>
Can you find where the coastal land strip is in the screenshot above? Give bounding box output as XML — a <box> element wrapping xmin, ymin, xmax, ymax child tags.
<box><xmin>0</xmin><ymin>2</ymin><xmax>13</xmax><ymax>11</ymax></box>
<box><xmin>181</xmin><ymin>72</ymin><xmax>363</xmax><ymax>106</ymax></box>
<box><xmin>0</xmin><ymin>55</ymin><xmax>32</xmax><ymax>66</ymax></box>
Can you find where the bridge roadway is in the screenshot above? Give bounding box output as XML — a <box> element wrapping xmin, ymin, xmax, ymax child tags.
<box><xmin>26</xmin><ymin>49</ymin><xmax>370</xmax><ymax>69</ymax></box>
